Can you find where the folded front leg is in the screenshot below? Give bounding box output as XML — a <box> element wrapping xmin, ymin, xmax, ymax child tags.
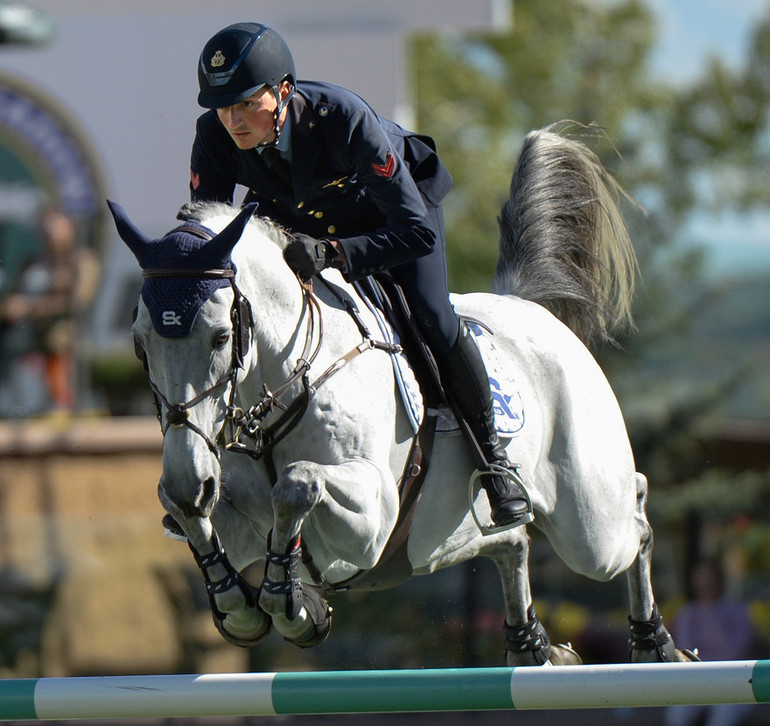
<box><xmin>259</xmin><ymin>458</ymin><xmax>398</xmax><ymax>645</ymax></box>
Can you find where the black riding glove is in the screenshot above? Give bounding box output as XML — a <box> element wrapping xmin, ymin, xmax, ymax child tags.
<box><xmin>283</xmin><ymin>233</ymin><xmax>339</xmax><ymax>282</ymax></box>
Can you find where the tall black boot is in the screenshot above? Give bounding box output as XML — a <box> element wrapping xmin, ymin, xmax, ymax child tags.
<box><xmin>439</xmin><ymin>325</ymin><xmax>530</xmax><ymax>526</ymax></box>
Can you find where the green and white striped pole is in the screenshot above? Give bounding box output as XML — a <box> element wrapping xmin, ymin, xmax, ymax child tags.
<box><xmin>0</xmin><ymin>661</ymin><xmax>768</xmax><ymax>721</ymax></box>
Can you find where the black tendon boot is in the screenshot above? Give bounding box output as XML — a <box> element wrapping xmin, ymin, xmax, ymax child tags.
<box><xmin>440</xmin><ymin>326</ymin><xmax>531</xmax><ymax>526</ymax></box>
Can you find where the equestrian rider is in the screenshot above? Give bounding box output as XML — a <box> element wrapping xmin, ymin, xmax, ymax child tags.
<box><xmin>189</xmin><ymin>22</ymin><xmax>529</xmax><ymax>527</ymax></box>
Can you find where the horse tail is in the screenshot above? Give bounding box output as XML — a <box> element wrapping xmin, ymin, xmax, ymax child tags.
<box><xmin>491</xmin><ymin>122</ymin><xmax>638</xmax><ymax>348</ymax></box>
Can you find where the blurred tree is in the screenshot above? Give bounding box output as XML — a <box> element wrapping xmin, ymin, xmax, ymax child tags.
<box><xmin>411</xmin><ymin>0</ymin><xmax>770</xmax><ymax>589</ymax></box>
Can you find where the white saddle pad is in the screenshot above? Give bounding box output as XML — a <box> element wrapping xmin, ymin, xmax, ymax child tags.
<box><xmin>358</xmin><ymin>293</ymin><xmax>525</xmax><ymax>438</ymax></box>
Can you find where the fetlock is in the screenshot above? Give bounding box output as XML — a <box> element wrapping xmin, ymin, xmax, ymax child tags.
<box><xmin>504</xmin><ymin>605</ymin><xmax>551</xmax><ymax>665</ymax></box>
<box><xmin>628</xmin><ymin>603</ymin><xmax>678</xmax><ymax>662</ymax></box>
<box><xmin>262</xmin><ymin>530</ymin><xmax>304</xmax><ymax>620</ymax></box>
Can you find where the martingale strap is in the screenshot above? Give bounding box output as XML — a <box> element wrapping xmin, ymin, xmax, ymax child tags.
<box><xmin>223</xmin><ymin>275</ymin><xmax>401</xmax><ymax>484</ymax></box>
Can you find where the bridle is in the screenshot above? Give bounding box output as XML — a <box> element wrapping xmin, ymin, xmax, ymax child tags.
<box><xmin>138</xmin><ymin>261</ymin><xmax>258</xmax><ymax>459</ymax></box>
<box><xmin>137</xmin><ymin>225</ymin><xmax>398</xmax><ymax>482</ymax></box>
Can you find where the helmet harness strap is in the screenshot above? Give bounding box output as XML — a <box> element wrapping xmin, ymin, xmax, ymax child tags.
<box><xmin>258</xmin><ymin>80</ymin><xmax>295</xmax><ymax>149</ymax></box>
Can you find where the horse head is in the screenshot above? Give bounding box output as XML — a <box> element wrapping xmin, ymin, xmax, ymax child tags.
<box><xmin>107</xmin><ymin>201</ymin><xmax>256</xmax><ymax>523</ymax></box>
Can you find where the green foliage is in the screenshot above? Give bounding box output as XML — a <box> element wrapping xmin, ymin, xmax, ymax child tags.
<box><xmin>412</xmin><ymin>0</ymin><xmax>769</xmax><ymax>289</ymax></box>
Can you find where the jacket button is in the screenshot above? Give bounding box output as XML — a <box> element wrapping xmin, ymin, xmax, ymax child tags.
<box><xmin>314</xmin><ymin>211</ymin><xmax>324</xmax><ymax>219</ymax></box>
<box><xmin>327</xmin><ymin>225</ymin><xmax>336</xmax><ymax>234</ymax></box>
<box><xmin>297</xmin><ymin>201</ymin><xmax>305</xmax><ymax>209</ymax></box>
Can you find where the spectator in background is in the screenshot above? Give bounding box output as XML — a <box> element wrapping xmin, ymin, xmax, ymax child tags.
<box><xmin>0</xmin><ymin>209</ymin><xmax>99</xmax><ymax>415</ymax></box>
<box><xmin>664</xmin><ymin>557</ymin><xmax>755</xmax><ymax>726</ymax></box>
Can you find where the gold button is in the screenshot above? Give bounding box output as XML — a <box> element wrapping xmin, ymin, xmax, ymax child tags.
<box><xmin>297</xmin><ymin>201</ymin><xmax>305</xmax><ymax>209</ymax></box>
<box><xmin>314</xmin><ymin>211</ymin><xmax>324</xmax><ymax>219</ymax></box>
<box><xmin>327</xmin><ymin>225</ymin><xmax>336</xmax><ymax>234</ymax></box>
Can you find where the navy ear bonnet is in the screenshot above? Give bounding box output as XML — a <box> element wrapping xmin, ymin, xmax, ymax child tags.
<box><xmin>107</xmin><ymin>201</ymin><xmax>256</xmax><ymax>337</ymax></box>
<box><xmin>137</xmin><ymin>222</ymin><xmax>231</xmax><ymax>338</ymax></box>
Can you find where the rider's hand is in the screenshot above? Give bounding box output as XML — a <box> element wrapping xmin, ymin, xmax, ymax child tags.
<box><xmin>283</xmin><ymin>233</ymin><xmax>340</xmax><ymax>282</ymax></box>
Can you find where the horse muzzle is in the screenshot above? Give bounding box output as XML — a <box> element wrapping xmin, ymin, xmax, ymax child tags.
<box><xmin>159</xmin><ymin>474</ymin><xmax>220</xmax><ymax>519</ymax></box>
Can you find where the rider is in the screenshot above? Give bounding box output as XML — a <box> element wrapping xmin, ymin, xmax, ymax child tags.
<box><xmin>189</xmin><ymin>22</ymin><xmax>529</xmax><ymax>528</ymax></box>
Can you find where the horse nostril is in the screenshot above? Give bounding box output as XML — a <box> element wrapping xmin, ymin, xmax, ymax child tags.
<box><xmin>194</xmin><ymin>476</ymin><xmax>219</xmax><ymax>517</ymax></box>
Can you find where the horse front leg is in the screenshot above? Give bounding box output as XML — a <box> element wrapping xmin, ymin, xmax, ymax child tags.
<box><xmin>260</xmin><ymin>458</ymin><xmax>398</xmax><ymax>647</ymax></box>
<box><xmin>626</xmin><ymin>473</ymin><xmax>698</xmax><ymax>663</ymax></box>
<box><xmin>259</xmin><ymin>460</ymin><xmax>332</xmax><ymax>647</ymax></box>
<box><xmin>159</xmin><ymin>490</ymin><xmax>272</xmax><ymax>648</ymax></box>
<box><xmin>490</xmin><ymin>531</ymin><xmax>582</xmax><ymax>666</ymax></box>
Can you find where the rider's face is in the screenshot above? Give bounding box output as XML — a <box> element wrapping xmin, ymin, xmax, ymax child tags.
<box><xmin>216</xmin><ymin>82</ymin><xmax>291</xmax><ymax>149</ymax></box>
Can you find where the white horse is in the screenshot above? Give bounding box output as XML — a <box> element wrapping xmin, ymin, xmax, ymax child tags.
<box><xmin>109</xmin><ymin>125</ymin><xmax>694</xmax><ymax>666</ymax></box>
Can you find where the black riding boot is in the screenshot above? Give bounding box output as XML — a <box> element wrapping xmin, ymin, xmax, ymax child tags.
<box><xmin>439</xmin><ymin>325</ymin><xmax>530</xmax><ymax>526</ymax></box>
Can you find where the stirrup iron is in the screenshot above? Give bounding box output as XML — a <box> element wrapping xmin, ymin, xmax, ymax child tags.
<box><xmin>469</xmin><ymin>463</ymin><xmax>534</xmax><ymax>536</ymax></box>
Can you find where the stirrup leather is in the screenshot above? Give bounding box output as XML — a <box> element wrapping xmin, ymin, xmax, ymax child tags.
<box><xmin>469</xmin><ymin>462</ymin><xmax>534</xmax><ymax>536</ymax></box>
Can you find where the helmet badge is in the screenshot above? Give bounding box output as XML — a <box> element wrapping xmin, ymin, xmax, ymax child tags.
<box><xmin>211</xmin><ymin>50</ymin><xmax>226</xmax><ymax>68</ymax></box>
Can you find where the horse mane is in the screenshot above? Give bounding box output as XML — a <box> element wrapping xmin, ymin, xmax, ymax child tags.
<box><xmin>176</xmin><ymin>201</ymin><xmax>289</xmax><ymax>249</ymax></box>
<box><xmin>491</xmin><ymin>122</ymin><xmax>639</xmax><ymax>348</ymax></box>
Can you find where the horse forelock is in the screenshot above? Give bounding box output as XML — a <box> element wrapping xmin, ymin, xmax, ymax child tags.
<box><xmin>177</xmin><ymin>201</ymin><xmax>288</xmax><ymax>249</ymax></box>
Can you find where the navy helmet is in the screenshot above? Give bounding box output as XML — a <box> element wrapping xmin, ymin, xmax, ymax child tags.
<box><xmin>197</xmin><ymin>22</ymin><xmax>295</xmax><ymax>110</ymax></box>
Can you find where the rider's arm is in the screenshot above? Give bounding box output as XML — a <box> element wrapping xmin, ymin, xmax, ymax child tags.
<box><xmin>329</xmin><ymin>108</ymin><xmax>440</xmax><ymax>282</ymax></box>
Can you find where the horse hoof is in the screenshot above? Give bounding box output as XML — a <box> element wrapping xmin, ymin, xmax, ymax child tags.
<box><xmin>214</xmin><ymin>613</ymin><xmax>273</xmax><ymax>648</ymax></box>
<box><xmin>676</xmin><ymin>648</ymin><xmax>701</xmax><ymax>662</ymax></box>
<box><xmin>287</xmin><ymin>587</ymin><xmax>332</xmax><ymax>649</ymax></box>
<box><xmin>549</xmin><ymin>643</ymin><xmax>583</xmax><ymax>665</ymax></box>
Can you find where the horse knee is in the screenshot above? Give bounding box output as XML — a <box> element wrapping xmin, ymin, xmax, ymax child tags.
<box><xmin>273</xmin><ymin>461</ymin><xmax>325</xmax><ymax>520</ymax></box>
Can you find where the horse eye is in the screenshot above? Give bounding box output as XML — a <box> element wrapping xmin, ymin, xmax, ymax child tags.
<box><xmin>215</xmin><ymin>332</ymin><xmax>230</xmax><ymax>348</ymax></box>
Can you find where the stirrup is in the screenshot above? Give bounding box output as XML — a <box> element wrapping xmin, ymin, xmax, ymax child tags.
<box><xmin>469</xmin><ymin>463</ymin><xmax>534</xmax><ymax>536</ymax></box>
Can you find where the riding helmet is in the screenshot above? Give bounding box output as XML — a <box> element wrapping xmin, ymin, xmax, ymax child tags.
<box><xmin>197</xmin><ymin>22</ymin><xmax>295</xmax><ymax>109</ymax></box>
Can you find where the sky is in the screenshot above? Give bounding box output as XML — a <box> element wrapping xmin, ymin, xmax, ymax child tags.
<box><xmin>647</xmin><ymin>0</ymin><xmax>770</xmax><ymax>276</ymax></box>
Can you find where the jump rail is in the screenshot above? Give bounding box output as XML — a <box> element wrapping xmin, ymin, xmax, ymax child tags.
<box><xmin>1</xmin><ymin>661</ymin><xmax>768</xmax><ymax>720</ymax></box>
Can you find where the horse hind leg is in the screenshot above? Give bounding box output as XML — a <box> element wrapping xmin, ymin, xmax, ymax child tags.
<box><xmin>491</xmin><ymin>531</ymin><xmax>582</xmax><ymax>666</ymax></box>
<box><xmin>626</xmin><ymin>472</ymin><xmax>698</xmax><ymax>662</ymax></box>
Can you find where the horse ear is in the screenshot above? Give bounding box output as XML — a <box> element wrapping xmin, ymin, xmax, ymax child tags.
<box><xmin>206</xmin><ymin>202</ymin><xmax>259</xmax><ymax>259</ymax></box>
<box><xmin>106</xmin><ymin>200</ymin><xmax>153</xmax><ymax>265</ymax></box>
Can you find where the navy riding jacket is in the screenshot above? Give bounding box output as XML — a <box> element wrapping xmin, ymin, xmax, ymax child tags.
<box><xmin>189</xmin><ymin>80</ymin><xmax>453</xmax><ymax>282</ymax></box>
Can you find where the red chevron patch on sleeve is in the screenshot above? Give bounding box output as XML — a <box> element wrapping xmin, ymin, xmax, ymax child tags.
<box><xmin>371</xmin><ymin>152</ymin><xmax>396</xmax><ymax>179</ymax></box>
<box><xmin>190</xmin><ymin>168</ymin><xmax>201</xmax><ymax>190</ymax></box>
